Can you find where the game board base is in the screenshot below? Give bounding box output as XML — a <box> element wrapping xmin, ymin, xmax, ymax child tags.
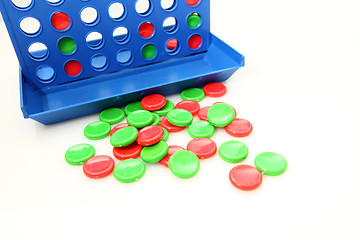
<box><xmin>20</xmin><ymin>34</ymin><xmax>245</xmax><ymax>125</ymax></box>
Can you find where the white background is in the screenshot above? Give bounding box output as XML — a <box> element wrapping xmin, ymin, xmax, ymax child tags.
<box><xmin>1</xmin><ymin>0</ymin><xmax>360</xmax><ymax>239</ymax></box>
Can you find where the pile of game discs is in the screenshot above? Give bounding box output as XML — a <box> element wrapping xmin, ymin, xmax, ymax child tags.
<box><xmin>65</xmin><ymin>82</ymin><xmax>287</xmax><ymax>191</ymax></box>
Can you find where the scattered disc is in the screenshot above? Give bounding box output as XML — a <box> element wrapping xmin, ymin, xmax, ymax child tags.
<box><xmin>113</xmin><ymin>158</ymin><xmax>146</xmax><ymax>183</ymax></box>
<box><xmin>162</xmin><ymin>128</ymin><xmax>169</xmax><ymax>141</ymax></box>
<box><xmin>99</xmin><ymin>108</ymin><xmax>125</xmax><ymax>125</ymax></box>
<box><xmin>167</xmin><ymin>109</ymin><xmax>193</xmax><ymax>127</ymax></box>
<box><xmin>110</xmin><ymin>123</ymin><xmax>130</xmax><ymax>136</ymax></box>
<box><xmin>152</xmin><ymin>100</ymin><xmax>174</xmax><ymax>116</ymax></box>
<box><xmin>186</xmin><ymin>138</ymin><xmax>217</xmax><ymax>159</ymax></box>
<box><xmin>140</xmin><ymin>141</ymin><xmax>169</xmax><ymax>163</ymax></box>
<box><xmin>229</xmin><ymin>165</ymin><xmax>263</xmax><ymax>191</ymax></box>
<box><xmin>180</xmin><ymin>88</ymin><xmax>205</xmax><ymax>102</ymax></box>
<box><xmin>127</xmin><ymin>110</ymin><xmax>154</xmax><ymax>128</ymax></box>
<box><xmin>83</xmin><ymin>155</ymin><xmax>115</xmax><ymax>179</ymax></box>
<box><xmin>188</xmin><ymin>120</ymin><xmax>215</xmax><ymax>138</ymax></box>
<box><xmin>159</xmin><ymin>145</ymin><xmax>185</xmax><ymax>168</ymax></box>
<box><xmin>213</xmin><ymin>102</ymin><xmax>237</xmax><ymax>117</ymax></box>
<box><xmin>219</xmin><ymin>140</ymin><xmax>249</xmax><ymax>163</ymax></box>
<box><xmin>160</xmin><ymin>116</ymin><xmax>186</xmax><ymax>132</ymax></box>
<box><xmin>254</xmin><ymin>152</ymin><xmax>287</xmax><ymax>176</ymax></box>
<box><xmin>207</xmin><ymin>103</ymin><xmax>235</xmax><ymax>127</ymax></box>
<box><xmin>168</xmin><ymin>150</ymin><xmax>200</xmax><ymax>178</ymax></box>
<box><xmin>113</xmin><ymin>142</ymin><xmax>143</xmax><ymax>160</ymax></box>
<box><xmin>141</xmin><ymin>94</ymin><xmax>167</xmax><ymax>111</ymax></box>
<box><xmin>225</xmin><ymin>118</ymin><xmax>253</xmax><ymax>138</ymax></box>
<box><xmin>124</xmin><ymin>101</ymin><xmax>144</xmax><ymax>116</ymax></box>
<box><xmin>203</xmin><ymin>82</ymin><xmax>227</xmax><ymax>97</ymax></box>
<box><xmin>136</xmin><ymin>125</ymin><xmax>164</xmax><ymax>146</ymax></box>
<box><xmin>110</xmin><ymin>126</ymin><xmax>138</xmax><ymax>147</ymax></box>
<box><xmin>65</xmin><ymin>143</ymin><xmax>95</xmax><ymax>165</ymax></box>
<box><xmin>151</xmin><ymin>113</ymin><xmax>161</xmax><ymax>125</ymax></box>
<box><xmin>175</xmin><ymin>100</ymin><xmax>200</xmax><ymax>116</ymax></box>
<box><xmin>84</xmin><ymin>121</ymin><xmax>111</xmax><ymax>140</ymax></box>
<box><xmin>198</xmin><ymin>106</ymin><xmax>210</xmax><ymax>121</ymax></box>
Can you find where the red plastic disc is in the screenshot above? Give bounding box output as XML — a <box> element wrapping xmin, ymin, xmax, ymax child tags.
<box><xmin>110</xmin><ymin>123</ymin><xmax>130</xmax><ymax>136</ymax></box>
<box><xmin>225</xmin><ymin>118</ymin><xmax>253</xmax><ymax>138</ymax></box>
<box><xmin>186</xmin><ymin>0</ymin><xmax>200</xmax><ymax>6</ymax></box>
<box><xmin>213</xmin><ymin>102</ymin><xmax>237</xmax><ymax>117</ymax></box>
<box><xmin>113</xmin><ymin>142</ymin><xmax>143</xmax><ymax>160</ymax></box>
<box><xmin>203</xmin><ymin>82</ymin><xmax>227</xmax><ymax>97</ymax></box>
<box><xmin>229</xmin><ymin>165</ymin><xmax>262</xmax><ymax>191</ymax></box>
<box><xmin>198</xmin><ymin>106</ymin><xmax>210</xmax><ymax>121</ymax></box>
<box><xmin>64</xmin><ymin>60</ymin><xmax>82</xmax><ymax>76</ymax></box>
<box><xmin>83</xmin><ymin>155</ymin><xmax>115</xmax><ymax>179</ymax></box>
<box><xmin>188</xmin><ymin>34</ymin><xmax>202</xmax><ymax>49</ymax></box>
<box><xmin>175</xmin><ymin>100</ymin><xmax>200</xmax><ymax>116</ymax></box>
<box><xmin>160</xmin><ymin>116</ymin><xmax>186</xmax><ymax>133</ymax></box>
<box><xmin>139</xmin><ymin>22</ymin><xmax>154</xmax><ymax>38</ymax></box>
<box><xmin>166</xmin><ymin>39</ymin><xmax>178</xmax><ymax>50</ymax></box>
<box><xmin>136</xmin><ymin>125</ymin><xmax>164</xmax><ymax>146</ymax></box>
<box><xmin>159</xmin><ymin>145</ymin><xmax>185</xmax><ymax>168</ymax></box>
<box><xmin>51</xmin><ymin>12</ymin><xmax>71</xmax><ymax>30</ymax></box>
<box><xmin>186</xmin><ymin>138</ymin><xmax>217</xmax><ymax>159</ymax></box>
<box><xmin>141</xmin><ymin>94</ymin><xmax>167</xmax><ymax>111</ymax></box>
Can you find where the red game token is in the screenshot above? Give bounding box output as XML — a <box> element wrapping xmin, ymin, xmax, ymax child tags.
<box><xmin>159</xmin><ymin>145</ymin><xmax>185</xmax><ymax>168</ymax></box>
<box><xmin>198</xmin><ymin>106</ymin><xmax>210</xmax><ymax>121</ymax></box>
<box><xmin>203</xmin><ymin>82</ymin><xmax>227</xmax><ymax>97</ymax></box>
<box><xmin>113</xmin><ymin>142</ymin><xmax>143</xmax><ymax>160</ymax></box>
<box><xmin>213</xmin><ymin>102</ymin><xmax>237</xmax><ymax>117</ymax></box>
<box><xmin>186</xmin><ymin>138</ymin><xmax>217</xmax><ymax>159</ymax></box>
<box><xmin>229</xmin><ymin>165</ymin><xmax>262</xmax><ymax>191</ymax></box>
<box><xmin>175</xmin><ymin>100</ymin><xmax>200</xmax><ymax>116</ymax></box>
<box><xmin>110</xmin><ymin>123</ymin><xmax>130</xmax><ymax>136</ymax></box>
<box><xmin>83</xmin><ymin>155</ymin><xmax>115</xmax><ymax>179</ymax></box>
<box><xmin>141</xmin><ymin>94</ymin><xmax>167</xmax><ymax>111</ymax></box>
<box><xmin>160</xmin><ymin>116</ymin><xmax>186</xmax><ymax>133</ymax></box>
<box><xmin>136</xmin><ymin>125</ymin><xmax>164</xmax><ymax>146</ymax></box>
<box><xmin>225</xmin><ymin>118</ymin><xmax>253</xmax><ymax>138</ymax></box>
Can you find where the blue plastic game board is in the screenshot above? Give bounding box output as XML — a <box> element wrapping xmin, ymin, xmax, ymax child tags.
<box><xmin>0</xmin><ymin>0</ymin><xmax>244</xmax><ymax>125</ymax></box>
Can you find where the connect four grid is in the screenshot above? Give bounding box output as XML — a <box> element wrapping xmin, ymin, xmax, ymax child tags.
<box><xmin>0</xmin><ymin>0</ymin><xmax>210</xmax><ymax>90</ymax></box>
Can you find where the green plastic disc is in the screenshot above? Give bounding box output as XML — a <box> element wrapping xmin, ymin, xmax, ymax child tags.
<box><xmin>168</xmin><ymin>150</ymin><xmax>200</xmax><ymax>178</ymax></box>
<box><xmin>187</xmin><ymin>14</ymin><xmax>201</xmax><ymax>28</ymax></box>
<box><xmin>162</xmin><ymin>128</ymin><xmax>169</xmax><ymax>141</ymax></box>
<box><xmin>124</xmin><ymin>101</ymin><xmax>144</xmax><ymax>116</ymax></box>
<box><xmin>180</xmin><ymin>88</ymin><xmax>205</xmax><ymax>102</ymax></box>
<box><xmin>219</xmin><ymin>140</ymin><xmax>249</xmax><ymax>163</ymax></box>
<box><xmin>153</xmin><ymin>100</ymin><xmax>174</xmax><ymax>116</ymax></box>
<box><xmin>99</xmin><ymin>108</ymin><xmax>125</xmax><ymax>125</ymax></box>
<box><xmin>58</xmin><ymin>37</ymin><xmax>76</xmax><ymax>54</ymax></box>
<box><xmin>188</xmin><ymin>120</ymin><xmax>215</xmax><ymax>138</ymax></box>
<box><xmin>167</xmin><ymin>109</ymin><xmax>193</xmax><ymax>127</ymax></box>
<box><xmin>127</xmin><ymin>110</ymin><xmax>154</xmax><ymax>128</ymax></box>
<box><xmin>110</xmin><ymin>126</ymin><xmax>138</xmax><ymax>147</ymax></box>
<box><xmin>142</xmin><ymin>44</ymin><xmax>157</xmax><ymax>59</ymax></box>
<box><xmin>207</xmin><ymin>103</ymin><xmax>235</xmax><ymax>127</ymax></box>
<box><xmin>65</xmin><ymin>143</ymin><xmax>95</xmax><ymax>165</ymax></box>
<box><xmin>113</xmin><ymin>159</ymin><xmax>146</xmax><ymax>183</ymax></box>
<box><xmin>140</xmin><ymin>141</ymin><xmax>169</xmax><ymax>163</ymax></box>
<box><xmin>151</xmin><ymin>113</ymin><xmax>161</xmax><ymax>125</ymax></box>
<box><xmin>84</xmin><ymin>121</ymin><xmax>111</xmax><ymax>140</ymax></box>
<box><xmin>254</xmin><ymin>152</ymin><xmax>287</xmax><ymax>176</ymax></box>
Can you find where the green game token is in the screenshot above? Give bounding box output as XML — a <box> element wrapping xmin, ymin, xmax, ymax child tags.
<box><xmin>124</xmin><ymin>101</ymin><xmax>144</xmax><ymax>116</ymax></box>
<box><xmin>219</xmin><ymin>140</ymin><xmax>249</xmax><ymax>163</ymax></box>
<box><xmin>180</xmin><ymin>88</ymin><xmax>205</xmax><ymax>102</ymax></box>
<box><xmin>140</xmin><ymin>141</ymin><xmax>169</xmax><ymax>163</ymax></box>
<box><xmin>162</xmin><ymin>128</ymin><xmax>169</xmax><ymax>141</ymax></box>
<box><xmin>153</xmin><ymin>100</ymin><xmax>174</xmax><ymax>116</ymax></box>
<box><xmin>110</xmin><ymin>126</ymin><xmax>138</xmax><ymax>147</ymax></box>
<box><xmin>168</xmin><ymin>150</ymin><xmax>200</xmax><ymax>178</ymax></box>
<box><xmin>151</xmin><ymin>113</ymin><xmax>161</xmax><ymax>125</ymax></box>
<box><xmin>167</xmin><ymin>109</ymin><xmax>193</xmax><ymax>127</ymax></box>
<box><xmin>65</xmin><ymin>143</ymin><xmax>95</xmax><ymax>165</ymax></box>
<box><xmin>84</xmin><ymin>121</ymin><xmax>111</xmax><ymax>140</ymax></box>
<box><xmin>142</xmin><ymin>44</ymin><xmax>157</xmax><ymax>59</ymax></box>
<box><xmin>58</xmin><ymin>37</ymin><xmax>76</xmax><ymax>54</ymax></box>
<box><xmin>254</xmin><ymin>152</ymin><xmax>287</xmax><ymax>176</ymax></box>
<box><xmin>188</xmin><ymin>120</ymin><xmax>215</xmax><ymax>138</ymax></box>
<box><xmin>113</xmin><ymin>159</ymin><xmax>146</xmax><ymax>183</ymax></box>
<box><xmin>187</xmin><ymin>14</ymin><xmax>201</xmax><ymax>28</ymax></box>
<box><xmin>207</xmin><ymin>103</ymin><xmax>235</xmax><ymax>127</ymax></box>
<box><xmin>127</xmin><ymin>110</ymin><xmax>154</xmax><ymax>128</ymax></box>
<box><xmin>99</xmin><ymin>108</ymin><xmax>125</xmax><ymax>125</ymax></box>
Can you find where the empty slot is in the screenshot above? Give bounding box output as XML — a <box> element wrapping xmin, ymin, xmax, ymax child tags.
<box><xmin>187</xmin><ymin>13</ymin><xmax>201</xmax><ymax>28</ymax></box>
<box><xmin>108</xmin><ymin>2</ymin><xmax>125</xmax><ymax>20</ymax></box>
<box><xmin>81</xmin><ymin>7</ymin><xmax>99</xmax><ymax>25</ymax></box>
<box><xmin>135</xmin><ymin>0</ymin><xmax>151</xmax><ymax>15</ymax></box>
<box><xmin>139</xmin><ymin>22</ymin><xmax>154</xmax><ymax>38</ymax></box>
<box><xmin>20</xmin><ymin>17</ymin><xmax>41</xmax><ymax>35</ymax></box>
<box><xmin>64</xmin><ymin>60</ymin><xmax>82</xmax><ymax>76</ymax></box>
<box><xmin>117</xmin><ymin>50</ymin><xmax>132</xmax><ymax>64</ymax></box>
<box><xmin>46</xmin><ymin>0</ymin><xmax>63</xmax><ymax>5</ymax></box>
<box><xmin>28</xmin><ymin>42</ymin><xmax>48</xmax><ymax>60</ymax></box>
<box><xmin>161</xmin><ymin>0</ymin><xmax>176</xmax><ymax>10</ymax></box>
<box><xmin>186</xmin><ymin>0</ymin><xmax>200</xmax><ymax>6</ymax></box>
<box><xmin>142</xmin><ymin>44</ymin><xmax>157</xmax><ymax>59</ymax></box>
<box><xmin>113</xmin><ymin>27</ymin><xmax>129</xmax><ymax>43</ymax></box>
<box><xmin>51</xmin><ymin>12</ymin><xmax>71</xmax><ymax>31</ymax></box>
<box><xmin>58</xmin><ymin>37</ymin><xmax>76</xmax><ymax>54</ymax></box>
<box><xmin>188</xmin><ymin>34</ymin><xmax>202</xmax><ymax>49</ymax></box>
<box><xmin>11</xmin><ymin>0</ymin><xmax>32</xmax><ymax>9</ymax></box>
<box><xmin>86</xmin><ymin>32</ymin><xmax>103</xmax><ymax>49</ymax></box>
<box><xmin>36</xmin><ymin>66</ymin><xmax>55</xmax><ymax>82</ymax></box>
<box><xmin>91</xmin><ymin>55</ymin><xmax>107</xmax><ymax>70</ymax></box>
<box><xmin>163</xmin><ymin>17</ymin><xmax>178</xmax><ymax>33</ymax></box>
<box><xmin>165</xmin><ymin>39</ymin><xmax>179</xmax><ymax>54</ymax></box>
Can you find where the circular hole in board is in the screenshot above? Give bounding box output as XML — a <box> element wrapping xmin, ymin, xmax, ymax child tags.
<box><xmin>64</xmin><ymin>60</ymin><xmax>82</xmax><ymax>76</ymax></box>
<box><xmin>139</xmin><ymin>22</ymin><xmax>154</xmax><ymax>38</ymax></box>
<box><xmin>108</xmin><ymin>2</ymin><xmax>125</xmax><ymax>20</ymax></box>
<box><xmin>46</xmin><ymin>0</ymin><xmax>64</xmax><ymax>5</ymax></box>
<box><xmin>187</xmin><ymin>13</ymin><xmax>201</xmax><ymax>29</ymax></box>
<box><xmin>51</xmin><ymin>12</ymin><xmax>71</xmax><ymax>31</ymax></box>
<box><xmin>113</xmin><ymin>27</ymin><xmax>129</xmax><ymax>43</ymax></box>
<box><xmin>188</xmin><ymin>34</ymin><xmax>202</xmax><ymax>50</ymax></box>
<box><xmin>163</xmin><ymin>17</ymin><xmax>178</xmax><ymax>33</ymax></box>
<box><xmin>117</xmin><ymin>49</ymin><xmax>133</xmax><ymax>65</ymax></box>
<box><xmin>81</xmin><ymin>7</ymin><xmax>99</xmax><ymax>25</ymax></box>
<box><xmin>135</xmin><ymin>0</ymin><xmax>152</xmax><ymax>15</ymax></box>
<box><xmin>186</xmin><ymin>0</ymin><xmax>200</xmax><ymax>6</ymax></box>
<box><xmin>20</xmin><ymin>17</ymin><xmax>41</xmax><ymax>35</ymax></box>
<box><xmin>165</xmin><ymin>39</ymin><xmax>180</xmax><ymax>55</ymax></box>
<box><xmin>86</xmin><ymin>32</ymin><xmax>104</xmax><ymax>49</ymax></box>
<box><xmin>142</xmin><ymin>44</ymin><xmax>157</xmax><ymax>60</ymax></box>
<box><xmin>91</xmin><ymin>54</ymin><xmax>108</xmax><ymax>70</ymax></box>
<box><xmin>58</xmin><ymin>37</ymin><xmax>77</xmax><ymax>54</ymax></box>
<box><xmin>36</xmin><ymin>65</ymin><xmax>55</xmax><ymax>82</ymax></box>
<box><xmin>11</xmin><ymin>0</ymin><xmax>33</xmax><ymax>9</ymax></box>
<box><xmin>161</xmin><ymin>0</ymin><xmax>176</xmax><ymax>11</ymax></box>
<box><xmin>28</xmin><ymin>42</ymin><xmax>48</xmax><ymax>60</ymax></box>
